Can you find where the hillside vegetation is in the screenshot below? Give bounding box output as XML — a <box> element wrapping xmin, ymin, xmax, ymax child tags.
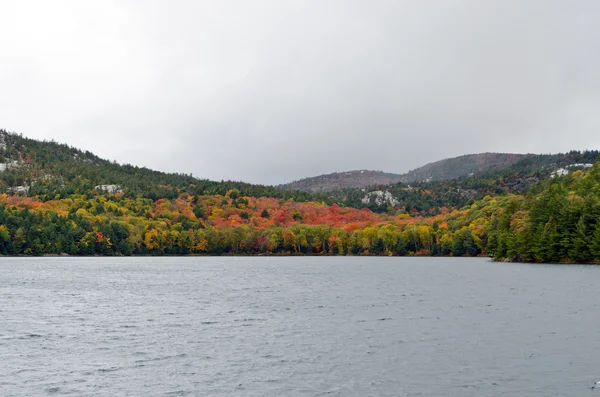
<box><xmin>0</xmin><ymin>129</ymin><xmax>598</xmax><ymax>262</ymax></box>
<box><xmin>0</xmin><ymin>130</ymin><xmax>321</xmax><ymax>203</ymax></box>
<box><xmin>331</xmin><ymin>150</ymin><xmax>600</xmax><ymax>214</ymax></box>
<box><xmin>278</xmin><ymin>153</ymin><xmax>529</xmax><ymax>192</ymax></box>
<box><xmin>278</xmin><ymin>170</ymin><xmax>405</xmax><ymax>193</ymax></box>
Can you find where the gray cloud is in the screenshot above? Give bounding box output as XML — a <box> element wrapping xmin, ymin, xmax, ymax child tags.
<box><xmin>1</xmin><ymin>0</ymin><xmax>599</xmax><ymax>185</ymax></box>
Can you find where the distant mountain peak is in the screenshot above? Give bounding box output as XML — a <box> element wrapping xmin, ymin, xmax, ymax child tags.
<box><xmin>278</xmin><ymin>153</ymin><xmax>531</xmax><ymax>192</ymax></box>
<box><xmin>277</xmin><ymin>170</ymin><xmax>405</xmax><ymax>193</ymax></box>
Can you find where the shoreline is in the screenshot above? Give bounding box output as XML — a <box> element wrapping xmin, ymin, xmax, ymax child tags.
<box><xmin>0</xmin><ymin>254</ymin><xmax>597</xmax><ymax>264</ymax></box>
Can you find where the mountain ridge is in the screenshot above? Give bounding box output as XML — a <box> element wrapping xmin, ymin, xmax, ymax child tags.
<box><xmin>0</xmin><ymin>128</ymin><xmax>598</xmax><ymax>263</ymax></box>
<box><xmin>0</xmin><ymin>129</ymin><xmax>322</xmax><ymax>203</ymax></box>
<box><xmin>2</xmin><ymin>129</ymin><xmax>597</xmax><ymax>217</ymax></box>
<box><xmin>278</xmin><ymin>153</ymin><xmax>531</xmax><ymax>192</ymax></box>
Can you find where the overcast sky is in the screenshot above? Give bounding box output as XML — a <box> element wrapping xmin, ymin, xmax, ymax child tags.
<box><xmin>1</xmin><ymin>1</ymin><xmax>599</xmax><ymax>185</ymax></box>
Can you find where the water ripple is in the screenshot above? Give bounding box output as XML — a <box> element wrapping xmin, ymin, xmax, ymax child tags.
<box><xmin>1</xmin><ymin>256</ymin><xmax>599</xmax><ymax>396</ymax></box>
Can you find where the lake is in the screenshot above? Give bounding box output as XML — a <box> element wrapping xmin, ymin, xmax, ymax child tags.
<box><xmin>1</xmin><ymin>257</ymin><xmax>599</xmax><ymax>396</ymax></box>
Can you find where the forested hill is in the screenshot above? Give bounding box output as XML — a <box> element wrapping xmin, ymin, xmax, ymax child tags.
<box><xmin>486</xmin><ymin>160</ymin><xmax>600</xmax><ymax>263</ymax></box>
<box><xmin>0</xmin><ymin>156</ymin><xmax>597</xmax><ymax>261</ymax></box>
<box><xmin>0</xmin><ymin>128</ymin><xmax>598</xmax><ymax>263</ymax></box>
<box><xmin>399</xmin><ymin>152</ymin><xmax>530</xmax><ymax>183</ymax></box>
<box><xmin>0</xmin><ymin>130</ymin><xmax>319</xmax><ymax>203</ymax></box>
<box><xmin>277</xmin><ymin>170</ymin><xmax>405</xmax><ymax>193</ymax></box>
<box><xmin>278</xmin><ymin>153</ymin><xmax>530</xmax><ymax>192</ymax></box>
<box><xmin>331</xmin><ymin>150</ymin><xmax>600</xmax><ymax>215</ymax></box>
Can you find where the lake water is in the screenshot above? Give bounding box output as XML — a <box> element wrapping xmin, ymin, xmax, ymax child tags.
<box><xmin>1</xmin><ymin>257</ymin><xmax>599</xmax><ymax>396</ymax></box>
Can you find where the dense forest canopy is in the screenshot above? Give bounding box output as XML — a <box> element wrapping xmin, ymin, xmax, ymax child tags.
<box><xmin>0</xmin><ymin>129</ymin><xmax>598</xmax><ymax>262</ymax></box>
<box><xmin>0</xmin><ymin>130</ymin><xmax>325</xmax><ymax>203</ymax></box>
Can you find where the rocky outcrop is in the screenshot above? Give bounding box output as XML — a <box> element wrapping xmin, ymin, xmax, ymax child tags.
<box><xmin>7</xmin><ymin>185</ymin><xmax>29</xmax><ymax>195</ymax></box>
<box><xmin>361</xmin><ymin>190</ymin><xmax>399</xmax><ymax>206</ymax></box>
<box><xmin>94</xmin><ymin>184</ymin><xmax>123</xmax><ymax>194</ymax></box>
<box><xmin>0</xmin><ymin>160</ymin><xmax>22</xmax><ymax>172</ymax></box>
